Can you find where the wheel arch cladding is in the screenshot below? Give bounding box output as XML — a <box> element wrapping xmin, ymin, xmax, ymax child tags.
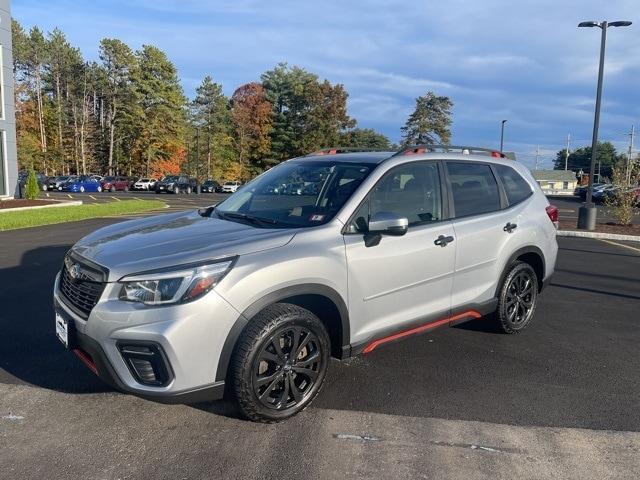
<box><xmin>215</xmin><ymin>284</ymin><xmax>349</xmax><ymax>382</ymax></box>
<box><xmin>496</xmin><ymin>246</ymin><xmax>545</xmax><ymax>297</ymax></box>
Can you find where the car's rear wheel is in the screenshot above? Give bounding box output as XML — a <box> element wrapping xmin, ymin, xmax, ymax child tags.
<box><xmin>79</xmin><ymin>186</ymin><xmax>85</xmax><ymax>193</ymax></box>
<box><xmin>186</xmin><ymin>186</ymin><xmax>192</xmax><ymax>194</ymax></box>
<box><xmin>110</xmin><ymin>186</ymin><xmax>116</xmax><ymax>193</ymax></box>
<box><xmin>174</xmin><ymin>186</ymin><xmax>180</xmax><ymax>194</ymax></box>
<box><xmin>230</xmin><ymin>303</ymin><xmax>330</xmax><ymax>423</ymax></box>
<box><xmin>97</xmin><ymin>186</ymin><xmax>102</xmax><ymax>192</ymax></box>
<box><xmin>494</xmin><ymin>261</ymin><xmax>538</xmax><ymax>334</ymax></box>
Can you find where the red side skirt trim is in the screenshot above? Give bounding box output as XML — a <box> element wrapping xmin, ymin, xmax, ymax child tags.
<box><xmin>362</xmin><ymin>310</ymin><xmax>482</xmax><ymax>354</ymax></box>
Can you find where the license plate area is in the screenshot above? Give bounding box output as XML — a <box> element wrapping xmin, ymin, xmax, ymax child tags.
<box><xmin>55</xmin><ymin>308</ymin><xmax>76</xmax><ymax>349</ymax></box>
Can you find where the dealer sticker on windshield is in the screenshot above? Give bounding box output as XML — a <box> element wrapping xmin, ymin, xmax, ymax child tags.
<box><xmin>309</xmin><ymin>214</ymin><xmax>325</xmax><ymax>222</ymax></box>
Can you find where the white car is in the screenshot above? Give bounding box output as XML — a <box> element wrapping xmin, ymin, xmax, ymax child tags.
<box><xmin>221</xmin><ymin>181</ymin><xmax>241</xmax><ymax>193</ymax></box>
<box><xmin>133</xmin><ymin>178</ymin><xmax>157</xmax><ymax>191</ymax></box>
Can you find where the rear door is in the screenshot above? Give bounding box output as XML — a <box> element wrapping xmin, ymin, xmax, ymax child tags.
<box><xmin>343</xmin><ymin>161</ymin><xmax>456</xmax><ymax>345</ymax></box>
<box><xmin>446</xmin><ymin>161</ymin><xmax>517</xmax><ymax>310</ymax></box>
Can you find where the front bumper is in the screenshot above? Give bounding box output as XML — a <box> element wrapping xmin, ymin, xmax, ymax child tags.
<box><xmin>54</xmin><ymin>273</ymin><xmax>242</xmax><ymax>402</ymax></box>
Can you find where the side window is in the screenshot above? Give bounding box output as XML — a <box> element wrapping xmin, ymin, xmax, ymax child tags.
<box><xmin>495</xmin><ymin>164</ymin><xmax>532</xmax><ymax>205</ymax></box>
<box><xmin>446</xmin><ymin>162</ymin><xmax>501</xmax><ymax>217</ymax></box>
<box><xmin>348</xmin><ymin>162</ymin><xmax>442</xmax><ymax>232</ymax></box>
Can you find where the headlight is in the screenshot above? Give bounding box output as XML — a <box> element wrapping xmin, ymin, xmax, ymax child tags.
<box><xmin>118</xmin><ymin>258</ymin><xmax>235</xmax><ymax>306</ymax></box>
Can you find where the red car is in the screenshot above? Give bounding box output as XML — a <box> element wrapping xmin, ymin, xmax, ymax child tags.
<box><xmin>100</xmin><ymin>176</ymin><xmax>133</xmax><ymax>192</ymax></box>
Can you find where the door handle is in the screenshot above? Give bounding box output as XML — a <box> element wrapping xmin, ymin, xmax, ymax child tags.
<box><xmin>434</xmin><ymin>235</ymin><xmax>454</xmax><ymax>247</ymax></box>
<box><xmin>503</xmin><ymin>222</ymin><xmax>518</xmax><ymax>233</ymax></box>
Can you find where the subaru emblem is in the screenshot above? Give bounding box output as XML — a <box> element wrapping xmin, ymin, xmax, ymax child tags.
<box><xmin>69</xmin><ymin>263</ymin><xmax>81</xmax><ymax>279</ymax></box>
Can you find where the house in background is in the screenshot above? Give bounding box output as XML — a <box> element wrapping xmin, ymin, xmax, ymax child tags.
<box><xmin>531</xmin><ymin>170</ymin><xmax>578</xmax><ymax>196</ymax></box>
<box><xmin>0</xmin><ymin>0</ymin><xmax>17</xmax><ymax>199</ymax></box>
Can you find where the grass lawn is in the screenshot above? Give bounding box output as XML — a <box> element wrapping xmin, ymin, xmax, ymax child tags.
<box><xmin>0</xmin><ymin>199</ymin><xmax>166</xmax><ymax>231</ymax></box>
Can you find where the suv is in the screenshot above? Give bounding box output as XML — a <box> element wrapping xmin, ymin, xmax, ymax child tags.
<box><xmin>132</xmin><ymin>178</ymin><xmax>157</xmax><ymax>191</ymax></box>
<box><xmin>155</xmin><ymin>175</ymin><xmax>197</xmax><ymax>194</ymax></box>
<box><xmin>101</xmin><ymin>176</ymin><xmax>133</xmax><ymax>192</ymax></box>
<box><xmin>53</xmin><ymin>146</ymin><xmax>558</xmax><ymax>422</ymax></box>
<box><xmin>221</xmin><ymin>181</ymin><xmax>241</xmax><ymax>193</ymax></box>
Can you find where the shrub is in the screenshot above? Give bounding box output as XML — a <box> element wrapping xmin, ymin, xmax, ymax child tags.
<box><xmin>24</xmin><ymin>165</ymin><xmax>40</xmax><ymax>200</ymax></box>
<box><xmin>604</xmin><ymin>163</ymin><xmax>638</xmax><ymax>226</ymax></box>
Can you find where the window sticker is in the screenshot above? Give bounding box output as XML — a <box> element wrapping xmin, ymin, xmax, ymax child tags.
<box><xmin>309</xmin><ymin>214</ymin><xmax>325</xmax><ymax>222</ymax></box>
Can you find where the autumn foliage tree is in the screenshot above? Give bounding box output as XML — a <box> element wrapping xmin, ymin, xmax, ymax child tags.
<box><xmin>231</xmin><ymin>82</ymin><xmax>272</xmax><ymax>176</ymax></box>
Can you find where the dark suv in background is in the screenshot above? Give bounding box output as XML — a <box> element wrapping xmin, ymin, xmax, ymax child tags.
<box><xmin>155</xmin><ymin>175</ymin><xmax>197</xmax><ymax>194</ymax></box>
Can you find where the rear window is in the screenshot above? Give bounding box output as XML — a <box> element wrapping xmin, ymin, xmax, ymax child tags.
<box><xmin>447</xmin><ymin>162</ymin><xmax>501</xmax><ymax>217</ymax></box>
<box><xmin>495</xmin><ymin>164</ymin><xmax>532</xmax><ymax>205</ymax></box>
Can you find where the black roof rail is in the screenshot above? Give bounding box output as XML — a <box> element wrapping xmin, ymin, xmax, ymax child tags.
<box><xmin>305</xmin><ymin>147</ymin><xmax>391</xmax><ymax>156</ymax></box>
<box><xmin>393</xmin><ymin>144</ymin><xmax>509</xmax><ymax>159</ymax></box>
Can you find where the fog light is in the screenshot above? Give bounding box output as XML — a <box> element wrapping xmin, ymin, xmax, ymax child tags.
<box><xmin>118</xmin><ymin>343</ymin><xmax>172</xmax><ymax>387</ymax></box>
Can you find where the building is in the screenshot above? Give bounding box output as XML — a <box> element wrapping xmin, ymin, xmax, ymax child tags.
<box><xmin>531</xmin><ymin>170</ymin><xmax>578</xmax><ymax>196</ymax></box>
<box><xmin>0</xmin><ymin>0</ymin><xmax>17</xmax><ymax>199</ymax></box>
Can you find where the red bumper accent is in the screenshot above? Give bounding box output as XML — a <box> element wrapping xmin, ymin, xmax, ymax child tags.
<box><xmin>73</xmin><ymin>348</ymin><xmax>98</xmax><ymax>376</ymax></box>
<box><xmin>362</xmin><ymin>310</ymin><xmax>482</xmax><ymax>354</ymax></box>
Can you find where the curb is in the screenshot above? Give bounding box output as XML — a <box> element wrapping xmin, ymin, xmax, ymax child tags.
<box><xmin>0</xmin><ymin>200</ymin><xmax>82</xmax><ymax>213</ymax></box>
<box><xmin>557</xmin><ymin>230</ymin><xmax>640</xmax><ymax>242</ymax></box>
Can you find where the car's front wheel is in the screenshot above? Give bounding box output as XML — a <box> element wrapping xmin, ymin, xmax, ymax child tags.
<box><xmin>494</xmin><ymin>261</ymin><xmax>538</xmax><ymax>334</ymax></box>
<box><xmin>230</xmin><ymin>303</ymin><xmax>330</xmax><ymax>423</ymax></box>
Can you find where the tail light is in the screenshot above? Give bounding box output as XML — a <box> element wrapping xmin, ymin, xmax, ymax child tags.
<box><xmin>545</xmin><ymin>205</ymin><xmax>559</xmax><ymax>228</ymax></box>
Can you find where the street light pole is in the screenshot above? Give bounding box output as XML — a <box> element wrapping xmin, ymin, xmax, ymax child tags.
<box><xmin>500</xmin><ymin>120</ymin><xmax>507</xmax><ymax>153</ymax></box>
<box><xmin>576</xmin><ymin>20</ymin><xmax>632</xmax><ymax>230</ymax></box>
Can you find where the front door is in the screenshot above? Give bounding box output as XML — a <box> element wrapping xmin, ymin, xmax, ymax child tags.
<box><xmin>343</xmin><ymin>161</ymin><xmax>456</xmax><ymax>345</ymax></box>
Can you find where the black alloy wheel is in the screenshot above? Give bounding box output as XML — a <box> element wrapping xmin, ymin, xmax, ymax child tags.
<box><xmin>495</xmin><ymin>261</ymin><xmax>538</xmax><ymax>333</ymax></box>
<box><xmin>230</xmin><ymin>303</ymin><xmax>330</xmax><ymax>422</ymax></box>
<box><xmin>253</xmin><ymin>326</ymin><xmax>322</xmax><ymax>410</ymax></box>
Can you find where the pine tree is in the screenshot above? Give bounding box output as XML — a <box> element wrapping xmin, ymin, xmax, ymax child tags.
<box><xmin>401</xmin><ymin>92</ymin><xmax>453</xmax><ymax>146</ymax></box>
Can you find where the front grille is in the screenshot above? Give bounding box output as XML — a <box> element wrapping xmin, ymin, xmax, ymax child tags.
<box><xmin>59</xmin><ymin>265</ymin><xmax>106</xmax><ymax>318</ymax></box>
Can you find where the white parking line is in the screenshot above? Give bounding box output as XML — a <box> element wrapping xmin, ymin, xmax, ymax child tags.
<box><xmin>67</xmin><ymin>194</ymin><xmax>73</xmax><ymax>199</ymax></box>
<box><xmin>111</xmin><ymin>196</ymin><xmax>121</xmax><ymax>202</ymax></box>
<box><xmin>89</xmin><ymin>195</ymin><xmax>97</xmax><ymax>200</ymax></box>
<box><xmin>599</xmin><ymin>239</ymin><xmax>640</xmax><ymax>253</ymax></box>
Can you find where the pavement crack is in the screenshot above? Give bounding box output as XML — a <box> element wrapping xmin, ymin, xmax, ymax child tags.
<box><xmin>429</xmin><ymin>440</ymin><xmax>524</xmax><ymax>454</ymax></box>
<box><xmin>333</xmin><ymin>433</ymin><xmax>382</xmax><ymax>443</ymax></box>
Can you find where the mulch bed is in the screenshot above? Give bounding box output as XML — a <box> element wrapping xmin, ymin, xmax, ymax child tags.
<box><xmin>559</xmin><ymin>220</ymin><xmax>640</xmax><ymax>236</ymax></box>
<box><xmin>0</xmin><ymin>199</ymin><xmax>62</xmax><ymax>210</ymax></box>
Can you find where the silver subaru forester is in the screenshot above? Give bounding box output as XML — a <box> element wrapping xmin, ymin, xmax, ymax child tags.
<box><xmin>54</xmin><ymin>146</ymin><xmax>558</xmax><ymax>422</ymax></box>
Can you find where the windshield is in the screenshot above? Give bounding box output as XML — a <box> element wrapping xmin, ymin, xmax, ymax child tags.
<box><xmin>162</xmin><ymin>176</ymin><xmax>179</xmax><ymax>182</ymax></box>
<box><xmin>103</xmin><ymin>176</ymin><xmax>115</xmax><ymax>182</ymax></box>
<box><xmin>224</xmin><ymin>182</ymin><xmax>236</xmax><ymax>186</ymax></box>
<box><xmin>214</xmin><ymin>161</ymin><xmax>373</xmax><ymax>228</ymax></box>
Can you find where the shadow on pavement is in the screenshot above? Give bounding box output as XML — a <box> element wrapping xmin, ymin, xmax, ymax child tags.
<box><xmin>0</xmin><ymin>244</ymin><xmax>110</xmax><ymax>393</ymax></box>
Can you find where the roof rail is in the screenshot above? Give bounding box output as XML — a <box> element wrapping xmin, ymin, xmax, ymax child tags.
<box><xmin>306</xmin><ymin>147</ymin><xmax>390</xmax><ymax>156</ymax></box>
<box><xmin>394</xmin><ymin>144</ymin><xmax>508</xmax><ymax>159</ymax></box>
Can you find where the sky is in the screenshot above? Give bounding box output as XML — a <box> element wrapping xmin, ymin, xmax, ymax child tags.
<box><xmin>12</xmin><ymin>0</ymin><xmax>640</xmax><ymax>169</ymax></box>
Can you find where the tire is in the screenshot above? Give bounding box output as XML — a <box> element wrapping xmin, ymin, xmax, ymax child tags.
<box><xmin>110</xmin><ymin>186</ymin><xmax>116</xmax><ymax>193</ymax></box>
<box><xmin>230</xmin><ymin>303</ymin><xmax>330</xmax><ymax>423</ymax></box>
<box><xmin>97</xmin><ymin>186</ymin><xmax>102</xmax><ymax>193</ymax></box>
<box><xmin>79</xmin><ymin>186</ymin><xmax>85</xmax><ymax>193</ymax></box>
<box><xmin>494</xmin><ymin>261</ymin><xmax>539</xmax><ymax>334</ymax></box>
<box><xmin>186</xmin><ymin>186</ymin><xmax>192</xmax><ymax>194</ymax></box>
<box><xmin>42</xmin><ymin>185</ymin><xmax>48</xmax><ymax>191</ymax></box>
<box><xmin>124</xmin><ymin>186</ymin><xmax>129</xmax><ymax>192</ymax></box>
<box><xmin>174</xmin><ymin>187</ymin><xmax>180</xmax><ymax>195</ymax></box>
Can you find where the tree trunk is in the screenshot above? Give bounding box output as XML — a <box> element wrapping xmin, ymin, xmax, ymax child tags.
<box><xmin>207</xmin><ymin>130</ymin><xmax>211</xmax><ymax>179</ymax></box>
<box><xmin>108</xmin><ymin>104</ymin><xmax>116</xmax><ymax>175</ymax></box>
<box><xmin>34</xmin><ymin>67</ymin><xmax>48</xmax><ymax>174</ymax></box>
<box><xmin>55</xmin><ymin>74</ymin><xmax>64</xmax><ymax>169</ymax></box>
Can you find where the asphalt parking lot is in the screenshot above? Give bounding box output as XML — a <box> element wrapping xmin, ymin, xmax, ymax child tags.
<box><xmin>0</xmin><ymin>218</ymin><xmax>639</xmax><ymax>479</ymax></box>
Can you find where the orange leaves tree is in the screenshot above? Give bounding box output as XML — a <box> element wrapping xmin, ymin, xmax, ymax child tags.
<box><xmin>231</xmin><ymin>82</ymin><xmax>272</xmax><ymax>177</ymax></box>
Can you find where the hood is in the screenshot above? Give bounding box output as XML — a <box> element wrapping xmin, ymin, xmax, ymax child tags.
<box><xmin>73</xmin><ymin>210</ymin><xmax>296</xmax><ymax>281</ymax></box>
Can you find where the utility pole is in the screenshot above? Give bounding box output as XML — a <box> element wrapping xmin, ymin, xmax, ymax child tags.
<box><xmin>564</xmin><ymin>134</ymin><xmax>571</xmax><ymax>170</ymax></box>
<box><xmin>627</xmin><ymin>125</ymin><xmax>635</xmax><ymax>185</ymax></box>
<box><xmin>535</xmin><ymin>145</ymin><xmax>540</xmax><ymax>170</ymax></box>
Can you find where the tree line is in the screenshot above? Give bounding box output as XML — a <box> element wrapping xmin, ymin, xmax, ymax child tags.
<box><xmin>12</xmin><ymin>20</ymin><xmax>453</xmax><ymax>181</ymax></box>
<box><xmin>553</xmin><ymin>141</ymin><xmax>631</xmax><ymax>180</ymax></box>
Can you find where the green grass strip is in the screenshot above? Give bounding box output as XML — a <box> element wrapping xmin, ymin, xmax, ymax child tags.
<box><xmin>0</xmin><ymin>200</ymin><xmax>166</xmax><ymax>231</ymax></box>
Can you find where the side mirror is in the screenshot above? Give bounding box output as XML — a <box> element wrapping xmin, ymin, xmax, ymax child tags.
<box><xmin>368</xmin><ymin>211</ymin><xmax>408</xmax><ymax>236</ymax></box>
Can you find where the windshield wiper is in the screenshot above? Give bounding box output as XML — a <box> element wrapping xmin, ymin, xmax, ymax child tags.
<box><xmin>215</xmin><ymin>210</ymin><xmax>279</xmax><ymax>227</ymax></box>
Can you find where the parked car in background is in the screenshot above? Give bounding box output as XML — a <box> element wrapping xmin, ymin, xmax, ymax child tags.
<box><xmin>592</xmin><ymin>185</ymin><xmax>615</xmax><ymax>203</ymax></box>
<box><xmin>221</xmin><ymin>181</ymin><xmax>241</xmax><ymax>193</ymax></box>
<box><xmin>61</xmin><ymin>175</ymin><xmax>103</xmax><ymax>193</ymax></box>
<box><xmin>201</xmin><ymin>179</ymin><xmax>221</xmax><ymax>193</ymax></box>
<box><xmin>101</xmin><ymin>176</ymin><xmax>133</xmax><ymax>192</ymax></box>
<box><xmin>155</xmin><ymin>175</ymin><xmax>197</xmax><ymax>194</ymax></box>
<box><xmin>18</xmin><ymin>171</ymin><xmax>49</xmax><ymax>191</ymax></box>
<box><xmin>577</xmin><ymin>183</ymin><xmax>607</xmax><ymax>200</ymax></box>
<box><xmin>133</xmin><ymin>178</ymin><xmax>157</xmax><ymax>191</ymax></box>
<box><xmin>46</xmin><ymin>175</ymin><xmax>76</xmax><ymax>191</ymax></box>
